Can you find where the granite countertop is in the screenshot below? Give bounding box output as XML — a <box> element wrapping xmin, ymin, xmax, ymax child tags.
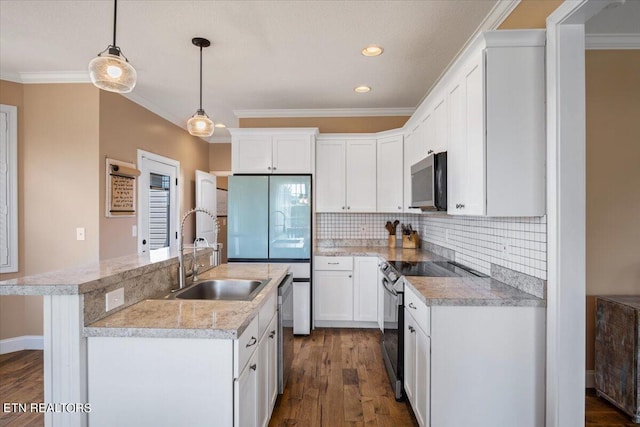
<box><xmin>0</xmin><ymin>247</ymin><xmax>180</xmax><ymax>295</ymax></box>
<box><xmin>315</xmin><ymin>245</ymin><xmax>545</xmax><ymax>307</ymax></box>
<box><xmin>83</xmin><ymin>263</ymin><xmax>289</xmax><ymax>339</ymax></box>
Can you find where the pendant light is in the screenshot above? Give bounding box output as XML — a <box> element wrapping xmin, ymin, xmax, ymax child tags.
<box><xmin>88</xmin><ymin>0</ymin><xmax>137</xmax><ymax>93</ymax></box>
<box><xmin>187</xmin><ymin>37</ymin><xmax>215</xmax><ymax>137</ymax></box>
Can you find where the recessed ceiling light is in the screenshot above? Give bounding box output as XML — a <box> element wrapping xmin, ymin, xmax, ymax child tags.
<box><xmin>354</xmin><ymin>85</ymin><xmax>371</xmax><ymax>93</ymax></box>
<box><xmin>214</xmin><ymin>123</ymin><xmax>226</xmax><ymax>128</ymax></box>
<box><xmin>361</xmin><ymin>45</ymin><xmax>383</xmax><ymax>57</ymax></box>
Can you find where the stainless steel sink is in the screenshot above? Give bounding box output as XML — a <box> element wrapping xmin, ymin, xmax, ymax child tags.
<box><xmin>173</xmin><ymin>278</ymin><xmax>269</xmax><ymax>301</ymax></box>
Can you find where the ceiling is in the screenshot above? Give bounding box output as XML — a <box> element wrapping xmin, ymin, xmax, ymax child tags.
<box><xmin>1</xmin><ymin>0</ymin><xmax>503</xmax><ymax>140</ymax></box>
<box><xmin>586</xmin><ymin>0</ymin><xmax>640</xmax><ymax>34</ymax></box>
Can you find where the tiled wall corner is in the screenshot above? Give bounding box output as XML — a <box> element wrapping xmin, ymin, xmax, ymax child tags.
<box><xmin>316</xmin><ymin>213</ymin><xmax>547</xmax><ymax>280</ymax></box>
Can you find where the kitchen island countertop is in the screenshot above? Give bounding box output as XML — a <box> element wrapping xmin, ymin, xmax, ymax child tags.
<box><xmin>84</xmin><ymin>263</ymin><xmax>289</xmax><ymax>339</ymax></box>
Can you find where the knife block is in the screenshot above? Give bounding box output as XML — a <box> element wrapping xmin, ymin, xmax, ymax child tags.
<box><xmin>388</xmin><ymin>235</ymin><xmax>396</xmax><ymax>248</ymax></box>
<box><xmin>402</xmin><ymin>232</ymin><xmax>420</xmax><ymax>249</ymax></box>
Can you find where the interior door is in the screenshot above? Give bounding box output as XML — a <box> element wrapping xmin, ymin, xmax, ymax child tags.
<box><xmin>195</xmin><ymin>170</ymin><xmax>217</xmax><ymax>245</ymax></box>
<box><xmin>139</xmin><ymin>153</ymin><xmax>179</xmax><ymax>253</ymax></box>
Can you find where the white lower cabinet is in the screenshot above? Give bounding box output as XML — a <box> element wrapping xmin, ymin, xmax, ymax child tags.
<box><xmin>314</xmin><ymin>256</ymin><xmax>380</xmax><ymax>326</ymax></box>
<box><xmin>404</xmin><ymin>296</ymin><xmax>430</xmax><ymax>427</ymax></box>
<box><xmin>257</xmin><ymin>312</ymin><xmax>278</xmax><ymax>427</ymax></box>
<box><xmin>235</xmin><ymin>350</ymin><xmax>258</xmax><ymax>427</ymax></box>
<box><xmin>403</xmin><ymin>284</ymin><xmax>546</xmax><ymax>427</ymax></box>
<box><xmin>87</xmin><ymin>289</ymin><xmax>280</xmax><ymax>427</ymax></box>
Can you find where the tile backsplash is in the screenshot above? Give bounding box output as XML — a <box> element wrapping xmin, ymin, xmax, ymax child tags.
<box><xmin>316</xmin><ymin>213</ymin><xmax>547</xmax><ymax>280</ymax></box>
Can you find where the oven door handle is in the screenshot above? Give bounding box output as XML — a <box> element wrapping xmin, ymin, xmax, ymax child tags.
<box><xmin>381</xmin><ymin>277</ymin><xmax>398</xmax><ymax>296</ymax></box>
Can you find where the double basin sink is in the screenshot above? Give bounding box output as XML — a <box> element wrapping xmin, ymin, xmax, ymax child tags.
<box><xmin>164</xmin><ymin>278</ymin><xmax>270</xmax><ymax>301</ymax></box>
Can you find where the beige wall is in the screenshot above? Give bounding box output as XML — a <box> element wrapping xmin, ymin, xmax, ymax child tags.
<box><xmin>585</xmin><ymin>50</ymin><xmax>640</xmax><ymax>370</ymax></box>
<box><xmin>98</xmin><ymin>91</ymin><xmax>211</xmax><ymax>259</ymax></box>
<box><xmin>209</xmin><ymin>143</ymin><xmax>231</xmax><ymax>190</ymax></box>
<box><xmin>239</xmin><ymin>116</ymin><xmax>409</xmax><ymax>133</ymax></box>
<box><xmin>498</xmin><ymin>0</ymin><xmax>563</xmax><ymax>29</ymax></box>
<box><xmin>0</xmin><ymin>83</ymin><xmax>101</xmax><ymax>339</ymax></box>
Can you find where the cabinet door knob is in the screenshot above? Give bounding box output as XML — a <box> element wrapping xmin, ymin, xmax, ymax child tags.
<box><xmin>347</xmin><ymin>206</ymin><xmax>351</xmax><ymax>210</ymax></box>
<box><xmin>408</xmin><ymin>302</ymin><xmax>417</xmax><ymax>309</ymax></box>
<box><xmin>250</xmin><ymin>364</ymin><xmax>257</xmax><ymax>371</ymax></box>
<box><xmin>460</xmin><ymin>204</ymin><xmax>465</xmax><ymax>209</ymax></box>
<box><xmin>273</xmin><ymin>166</ymin><xmax>277</xmax><ymax>171</ymax></box>
<box><xmin>398</xmin><ymin>206</ymin><xmax>402</xmax><ymax>210</ymax></box>
<box><xmin>342</xmin><ymin>206</ymin><xmax>345</xmax><ymax>210</ymax></box>
<box><xmin>348</xmin><ymin>275</ymin><xmax>352</xmax><ymax>278</ymax></box>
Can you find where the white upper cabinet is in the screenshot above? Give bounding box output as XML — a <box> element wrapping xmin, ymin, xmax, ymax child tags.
<box><xmin>230</xmin><ymin>128</ymin><xmax>317</xmax><ymax>174</ymax></box>
<box><xmin>447</xmin><ymin>30</ymin><xmax>545</xmax><ymax>216</ymax></box>
<box><xmin>316</xmin><ymin>136</ymin><xmax>376</xmax><ymax>213</ymax></box>
<box><xmin>431</xmin><ymin>97</ymin><xmax>448</xmax><ymax>154</ymax></box>
<box><xmin>402</xmin><ymin>131</ymin><xmax>422</xmax><ymax>213</ymax></box>
<box><xmin>377</xmin><ymin>134</ymin><xmax>404</xmax><ymax>212</ymax></box>
<box><xmin>315</xmin><ymin>139</ymin><xmax>347</xmax><ymax>212</ymax></box>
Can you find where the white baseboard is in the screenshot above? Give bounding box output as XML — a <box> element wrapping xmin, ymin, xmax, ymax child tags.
<box><xmin>0</xmin><ymin>335</ymin><xmax>44</xmax><ymax>354</ymax></box>
<box><xmin>586</xmin><ymin>370</ymin><xmax>595</xmax><ymax>389</ymax></box>
<box><xmin>313</xmin><ymin>320</ymin><xmax>379</xmax><ymax>329</ymax></box>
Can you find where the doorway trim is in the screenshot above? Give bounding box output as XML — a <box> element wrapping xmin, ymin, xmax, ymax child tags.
<box><xmin>137</xmin><ymin>150</ymin><xmax>181</xmax><ymax>254</ymax></box>
<box><xmin>545</xmin><ymin>1</ymin><xmax>609</xmax><ymax>426</ymax></box>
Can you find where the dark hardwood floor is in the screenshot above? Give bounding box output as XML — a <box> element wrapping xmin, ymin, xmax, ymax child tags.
<box><xmin>0</xmin><ymin>350</ymin><xmax>44</xmax><ymax>426</ymax></box>
<box><xmin>0</xmin><ymin>331</ymin><xmax>637</xmax><ymax>426</ymax></box>
<box><xmin>269</xmin><ymin>328</ymin><xmax>418</xmax><ymax>427</ymax></box>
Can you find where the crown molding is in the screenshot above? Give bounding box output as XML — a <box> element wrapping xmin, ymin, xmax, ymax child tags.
<box><xmin>208</xmin><ymin>136</ymin><xmax>232</xmax><ymax>144</ymax></box>
<box><xmin>481</xmin><ymin>0</ymin><xmax>521</xmax><ymax>31</ymax></box>
<box><xmin>585</xmin><ymin>33</ymin><xmax>640</xmax><ymax>49</ymax></box>
<box><xmin>19</xmin><ymin>71</ymin><xmax>91</xmax><ymax>84</ymax></box>
<box><xmin>233</xmin><ymin>107</ymin><xmax>415</xmax><ymax>119</ymax></box>
<box><xmin>0</xmin><ymin>71</ymin><xmax>22</xmax><ymax>83</ymax></box>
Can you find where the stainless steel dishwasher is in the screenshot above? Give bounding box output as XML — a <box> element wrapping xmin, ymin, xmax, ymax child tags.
<box><xmin>278</xmin><ymin>273</ymin><xmax>294</xmax><ymax>393</ymax></box>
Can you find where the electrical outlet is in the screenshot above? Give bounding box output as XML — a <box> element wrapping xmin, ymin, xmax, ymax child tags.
<box><xmin>76</xmin><ymin>227</ymin><xmax>85</xmax><ymax>241</ymax></box>
<box><xmin>106</xmin><ymin>288</ymin><xmax>124</xmax><ymax>312</ymax></box>
<box><xmin>501</xmin><ymin>240</ymin><xmax>511</xmax><ymax>254</ymax></box>
<box><xmin>360</xmin><ymin>225</ymin><xmax>368</xmax><ymax>234</ymax></box>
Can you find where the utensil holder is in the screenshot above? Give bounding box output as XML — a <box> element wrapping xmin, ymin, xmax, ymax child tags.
<box><xmin>402</xmin><ymin>232</ymin><xmax>420</xmax><ymax>249</ymax></box>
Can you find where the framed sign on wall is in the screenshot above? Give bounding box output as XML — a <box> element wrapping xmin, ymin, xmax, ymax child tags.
<box><xmin>106</xmin><ymin>158</ymin><xmax>140</xmax><ymax>217</ymax></box>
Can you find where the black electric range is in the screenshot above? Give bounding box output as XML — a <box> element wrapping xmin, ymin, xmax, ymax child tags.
<box><xmin>389</xmin><ymin>260</ymin><xmax>488</xmax><ymax>278</ymax></box>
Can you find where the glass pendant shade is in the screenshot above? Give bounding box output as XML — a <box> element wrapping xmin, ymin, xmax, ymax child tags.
<box><xmin>187</xmin><ymin>110</ymin><xmax>215</xmax><ymax>137</ymax></box>
<box><xmin>89</xmin><ymin>50</ymin><xmax>136</xmax><ymax>93</ymax></box>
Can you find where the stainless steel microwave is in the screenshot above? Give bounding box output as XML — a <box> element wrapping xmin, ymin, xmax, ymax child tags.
<box><xmin>411</xmin><ymin>152</ymin><xmax>447</xmax><ymax>211</ymax></box>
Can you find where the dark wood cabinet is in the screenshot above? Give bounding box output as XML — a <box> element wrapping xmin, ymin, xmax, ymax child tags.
<box><xmin>595</xmin><ymin>296</ymin><xmax>640</xmax><ymax>423</ymax></box>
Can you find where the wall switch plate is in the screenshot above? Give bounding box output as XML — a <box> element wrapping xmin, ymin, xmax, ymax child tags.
<box><xmin>106</xmin><ymin>288</ymin><xmax>124</xmax><ymax>312</ymax></box>
<box><xmin>76</xmin><ymin>227</ymin><xmax>85</xmax><ymax>241</ymax></box>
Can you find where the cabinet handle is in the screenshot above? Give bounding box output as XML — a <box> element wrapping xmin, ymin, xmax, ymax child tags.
<box><xmin>246</xmin><ymin>336</ymin><xmax>257</xmax><ymax>347</ymax></box>
<box><xmin>408</xmin><ymin>325</ymin><xmax>415</xmax><ymax>333</ymax></box>
<box><xmin>269</xmin><ymin>330</ymin><xmax>276</xmax><ymax>339</ymax></box>
<box><xmin>328</xmin><ymin>262</ymin><xmax>339</xmax><ymax>265</ymax></box>
<box><xmin>428</xmin><ymin>150</ymin><xmax>434</xmax><ymax>154</ymax></box>
<box><xmin>459</xmin><ymin>204</ymin><xmax>465</xmax><ymax>209</ymax></box>
<box><xmin>250</xmin><ymin>364</ymin><xmax>257</xmax><ymax>371</ymax></box>
<box><xmin>347</xmin><ymin>206</ymin><xmax>351</xmax><ymax>210</ymax></box>
<box><xmin>267</xmin><ymin>166</ymin><xmax>272</xmax><ymax>170</ymax></box>
<box><xmin>408</xmin><ymin>302</ymin><xmax>417</xmax><ymax>309</ymax></box>
<box><xmin>273</xmin><ymin>166</ymin><xmax>277</xmax><ymax>171</ymax></box>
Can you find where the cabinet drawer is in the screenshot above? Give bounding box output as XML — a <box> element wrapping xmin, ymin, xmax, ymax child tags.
<box><xmin>405</xmin><ymin>285</ymin><xmax>430</xmax><ymax>336</ymax></box>
<box><xmin>259</xmin><ymin>289</ymin><xmax>277</xmax><ymax>339</ymax></box>
<box><xmin>315</xmin><ymin>256</ymin><xmax>353</xmax><ymax>271</ymax></box>
<box><xmin>235</xmin><ymin>315</ymin><xmax>260</xmax><ymax>377</ymax></box>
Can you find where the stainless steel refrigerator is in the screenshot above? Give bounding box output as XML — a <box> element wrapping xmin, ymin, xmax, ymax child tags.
<box><xmin>227</xmin><ymin>175</ymin><xmax>311</xmax><ymax>334</ymax></box>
